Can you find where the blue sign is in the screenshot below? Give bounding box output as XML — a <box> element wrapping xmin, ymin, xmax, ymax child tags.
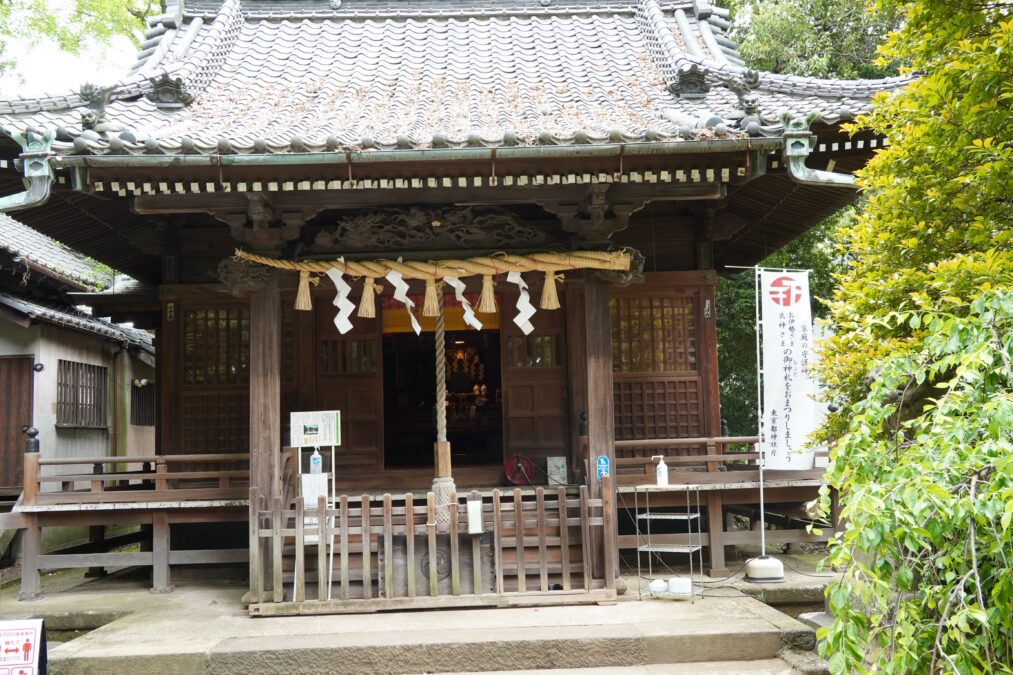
<box><xmin>596</xmin><ymin>455</ymin><xmax>610</xmax><ymax>481</ymax></box>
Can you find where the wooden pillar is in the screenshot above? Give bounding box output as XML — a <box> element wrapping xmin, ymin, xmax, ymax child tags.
<box><xmin>565</xmin><ymin>281</ymin><xmax>589</xmax><ymax>479</ymax></box>
<box><xmin>151</xmin><ymin>511</ymin><xmax>172</xmax><ymax>593</ymax></box>
<box><xmin>250</xmin><ymin>276</ymin><xmax>281</xmax><ymax>501</ymax></box>
<box><xmin>18</xmin><ymin>519</ymin><xmax>41</xmax><ymax>600</ymax></box>
<box><xmin>583</xmin><ymin>276</ymin><xmax>616</xmax><ymax>581</ymax></box>
<box><xmin>697</xmin><ymin>275</ymin><xmax>722</xmax><ymax>436</ymax></box>
<box><xmin>158</xmin><ymin>293</ymin><xmax>180</xmax><ymax>455</ymax></box>
<box><xmin>19</xmin><ymin>432</ymin><xmax>41</xmax><ymax>600</ymax></box>
<box><xmin>707</xmin><ymin>493</ymin><xmax>729</xmax><ymax>577</ymax></box>
<box><xmin>250</xmin><ymin>277</ymin><xmax>281</xmax><ymax>592</ymax></box>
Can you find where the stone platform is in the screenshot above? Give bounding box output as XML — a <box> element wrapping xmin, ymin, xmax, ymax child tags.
<box><xmin>0</xmin><ymin>572</ymin><xmax>816</xmax><ymax>674</ymax></box>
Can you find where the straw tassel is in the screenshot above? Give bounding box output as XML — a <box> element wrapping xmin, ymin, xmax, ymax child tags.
<box><xmin>539</xmin><ymin>271</ymin><xmax>563</xmax><ymax>310</ymax></box>
<box><xmin>357</xmin><ymin>277</ymin><xmax>378</xmax><ymax>318</ymax></box>
<box><xmin>294</xmin><ymin>271</ymin><xmax>315</xmax><ymax>311</ymax></box>
<box><xmin>478</xmin><ymin>274</ymin><xmax>497</xmax><ymax>314</ymax></box>
<box><xmin>422</xmin><ymin>278</ymin><xmax>440</xmax><ymax>317</ymax></box>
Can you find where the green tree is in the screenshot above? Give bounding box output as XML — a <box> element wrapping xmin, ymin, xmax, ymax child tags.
<box><xmin>727</xmin><ymin>0</ymin><xmax>900</xmax><ymax>78</ymax></box>
<box><xmin>717</xmin><ymin>210</ymin><xmax>848</xmax><ymax>435</ymax></box>
<box><xmin>0</xmin><ymin>0</ymin><xmax>154</xmax><ymax>77</ymax></box>
<box><xmin>715</xmin><ymin>0</ymin><xmax>901</xmax><ymax>436</ymax></box>
<box><xmin>814</xmin><ymin>0</ymin><xmax>1013</xmax><ymax>671</ymax></box>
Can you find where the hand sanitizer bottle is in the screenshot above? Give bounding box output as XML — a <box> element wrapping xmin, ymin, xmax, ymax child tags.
<box><xmin>653</xmin><ymin>455</ymin><xmax>668</xmax><ymax>486</ymax></box>
<box><xmin>310</xmin><ymin>448</ymin><xmax>323</xmax><ymax>474</ymax></box>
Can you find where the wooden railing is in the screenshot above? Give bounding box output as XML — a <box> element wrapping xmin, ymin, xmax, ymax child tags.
<box><xmin>613</xmin><ymin>436</ymin><xmax>829</xmax><ymax>487</ymax></box>
<box><xmin>613</xmin><ymin>436</ymin><xmax>762</xmax><ymax>487</ymax></box>
<box><xmin>22</xmin><ymin>453</ymin><xmax>250</xmax><ymax>506</ymax></box>
<box><xmin>248</xmin><ymin>479</ymin><xmax>616</xmax><ymax>615</ymax></box>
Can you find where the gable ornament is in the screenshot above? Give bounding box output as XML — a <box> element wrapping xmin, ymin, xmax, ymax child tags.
<box><xmin>145</xmin><ymin>73</ymin><xmax>195</xmax><ymax>110</ymax></box>
<box><xmin>669</xmin><ymin>64</ymin><xmax>710</xmax><ymax>100</ymax></box>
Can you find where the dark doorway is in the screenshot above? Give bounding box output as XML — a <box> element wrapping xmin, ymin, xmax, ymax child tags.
<box><xmin>383</xmin><ymin>331</ymin><xmax>503</xmax><ymax>468</ymax></box>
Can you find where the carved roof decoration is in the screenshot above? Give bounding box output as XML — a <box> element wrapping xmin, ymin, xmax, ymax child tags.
<box><xmin>0</xmin><ymin>0</ymin><xmax>910</xmax><ymax>157</ymax></box>
<box><xmin>312</xmin><ymin>207</ymin><xmax>555</xmax><ymax>253</ymax></box>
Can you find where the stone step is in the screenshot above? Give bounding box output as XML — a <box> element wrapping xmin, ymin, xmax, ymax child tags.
<box><xmin>447</xmin><ymin>660</ymin><xmax>804</xmax><ymax>674</ymax></box>
<box><xmin>47</xmin><ymin>590</ymin><xmax>815</xmax><ymax>675</ymax></box>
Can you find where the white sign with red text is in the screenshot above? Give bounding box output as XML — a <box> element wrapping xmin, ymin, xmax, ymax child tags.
<box><xmin>0</xmin><ymin>618</ymin><xmax>44</xmax><ymax>674</ymax></box>
<box><xmin>759</xmin><ymin>271</ymin><xmax>817</xmax><ymax>470</ymax></box>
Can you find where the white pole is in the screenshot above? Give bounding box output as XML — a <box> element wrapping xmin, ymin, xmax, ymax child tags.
<box><xmin>754</xmin><ymin>267</ymin><xmax>767</xmax><ymax>557</ymax></box>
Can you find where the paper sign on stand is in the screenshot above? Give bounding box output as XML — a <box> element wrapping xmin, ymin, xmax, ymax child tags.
<box><xmin>0</xmin><ymin>618</ymin><xmax>45</xmax><ymax>674</ymax></box>
<box><xmin>290</xmin><ymin>410</ymin><xmax>341</xmax><ymax>448</ymax></box>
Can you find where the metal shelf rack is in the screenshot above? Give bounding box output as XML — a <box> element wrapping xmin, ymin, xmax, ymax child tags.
<box><xmin>634</xmin><ymin>483</ymin><xmax>704</xmax><ymax>601</ymax></box>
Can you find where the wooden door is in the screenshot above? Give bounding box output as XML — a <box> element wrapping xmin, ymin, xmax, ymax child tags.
<box><xmin>314</xmin><ymin>294</ymin><xmax>383</xmax><ymax>472</ymax></box>
<box><xmin>0</xmin><ymin>356</ymin><xmax>33</xmax><ymax>489</ymax></box>
<box><xmin>610</xmin><ymin>272</ymin><xmax>720</xmax><ymax>453</ymax></box>
<box><xmin>500</xmin><ymin>287</ymin><xmax>569</xmax><ymax>472</ymax></box>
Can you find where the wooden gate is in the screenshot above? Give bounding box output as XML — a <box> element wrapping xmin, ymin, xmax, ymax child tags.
<box><xmin>0</xmin><ymin>356</ymin><xmax>33</xmax><ymax>490</ymax></box>
<box><xmin>248</xmin><ymin>479</ymin><xmax>615</xmax><ymax>615</ymax></box>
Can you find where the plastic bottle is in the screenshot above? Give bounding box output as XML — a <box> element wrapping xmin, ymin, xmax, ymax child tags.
<box><xmin>310</xmin><ymin>448</ymin><xmax>323</xmax><ymax>474</ymax></box>
<box><xmin>653</xmin><ymin>455</ymin><xmax>668</xmax><ymax>486</ymax></box>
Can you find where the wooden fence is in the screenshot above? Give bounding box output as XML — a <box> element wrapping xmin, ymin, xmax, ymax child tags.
<box><xmin>248</xmin><ymin>479</ymin><xmax>616</xmax><ymax>616</ymax></box>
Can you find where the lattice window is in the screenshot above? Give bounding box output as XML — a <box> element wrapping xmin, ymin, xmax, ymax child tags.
<box><xmin>182</xmin><ymin>392</ymin><xmax>249</xmax><ymax>453</ymax></box>
<box><xmin>130</xmin><ymin>382</ymin><xmax>156</xmax><ymax>426</ymax></box>
<box><xmin>505</xmin><ymin>335</ymin><xmax>559</xmax><ymax>368</ymax></box>
<box><xmin>610</xmin><ymin>296</ymin><xmax>696</xmax><ymax>374</ymax></box>
<box><xmin>56</xmin><ymin>360</ymin><xmax>108</xmax><ymax>428</ymax></box>
<box><xmin>183</xmin><ymin>307</ymin><xmax>249</xmax><ymax>386</ymax></box>
<box><xmin>321</xmin><ymin>339</ymin><xmax>377</xmax><ymax>375</ymax></box>
<box><xmin>613</xmin><ymin>378</ymin><xmax>702</xmax><ymax>444</ymax></box>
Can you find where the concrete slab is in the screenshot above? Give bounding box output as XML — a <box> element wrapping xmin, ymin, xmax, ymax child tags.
<box><xmin>0</xmin><ymin>575</ymin><xmax>815</xmax><ymax>674</ymax></box>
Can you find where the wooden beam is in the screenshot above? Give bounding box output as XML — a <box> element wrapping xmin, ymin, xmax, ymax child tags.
<box><xmin>130</xmin><ymin>183</ymin><xmax>725</xmax><ymax>215</ymax></box>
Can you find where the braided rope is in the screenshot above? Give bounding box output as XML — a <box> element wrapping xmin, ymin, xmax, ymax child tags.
<box><xmin>234</xmin><ymin>249</ymin><xmax>631</xmax><ymax>279</ymax></box>
<box><xmin>435</xmin><ymin>289</ymin><xmax>447</xmax><ymax>443</ymax></box>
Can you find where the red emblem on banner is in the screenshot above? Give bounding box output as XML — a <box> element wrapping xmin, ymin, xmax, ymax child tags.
<box><xmin>767</xmin><ymin>275</ymin><xmax>803</xmax><ymax>307</ymax></box>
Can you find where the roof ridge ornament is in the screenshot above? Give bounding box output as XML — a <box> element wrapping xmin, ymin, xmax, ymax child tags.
<box><xmin>146</xmin><ymin>73</ymin><xmax>195</xmax><ymax>110</ymax></box>
<box><xmin>79</xmin><ymin>83</ymin><xmax>116</xmax><ymax>131</ymax></box>
<box><xmin>671</xmin><ymin>63</ymin><xmax>710</xmax><ymax>100</ymax></box>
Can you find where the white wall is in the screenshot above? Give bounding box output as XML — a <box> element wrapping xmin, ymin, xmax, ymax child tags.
<box><xmin>35</xmin><ymin>324</ymin><xmax>113</xmax><ymax>469</ymax></box>
<box><xmin>119</xmin><ymin>350</ymin><xmax>156</xmax><ymax>457</ymax></box>
<box><xmin>0</xmin><ymin>317</ymin><xmax>40</xmax><ymax>356</ymax></box>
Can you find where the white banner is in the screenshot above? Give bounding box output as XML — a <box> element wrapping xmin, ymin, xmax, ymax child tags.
<box><xmin>759</xmin><ymin>270</ymin><xmax>817</xmax><ymax>470</ymax></box>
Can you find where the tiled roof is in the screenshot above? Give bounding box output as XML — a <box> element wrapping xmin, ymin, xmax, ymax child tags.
<box><xmin>0</xmin><ymin>291</ymin><xmax>154</xmax><ymax>352</ymax></box>
<box><xmin>0</xmin><ymin>0</ymin><xmax>910</xmax><ymax>156</ymax></box>
<box><xmin>0</xmin><ymin>213</ymin><xmax>110</xmax><ymax>289</ymax></box>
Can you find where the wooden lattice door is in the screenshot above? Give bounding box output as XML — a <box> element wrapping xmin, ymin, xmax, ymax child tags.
<box><xmin>314</xmin><ymin>294</ymin><xmax>383</xmax><ymax>472</ymax></box>
<box><xmin>500</xmin><ymin>287</ymin><xmax>569</xmax><ymax>476</ymax></box>
<box><xmin>179</xmin><ymin>305</ymin><xmax>250</xmax><ymax>454</ymax></box>
<box><xmin>610</xmin><ymin>272</ymin><xmax>719</xmax><ymax>455</ymax></box>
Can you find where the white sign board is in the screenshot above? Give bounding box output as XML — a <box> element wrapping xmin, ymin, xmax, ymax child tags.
<box><xmin>759</xmin><ymin>271</ymin><xmax>817</xmax><ymax>470</ymax></box>
<box><xmin>289</xmin><ymin>410</ymin><xmax>341</xmax><ymax>448</ymax></box>
<box><xmin>0</xmin><ymin>618</ymin><xmax>45</xmax><ymax>674</ymax></box>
